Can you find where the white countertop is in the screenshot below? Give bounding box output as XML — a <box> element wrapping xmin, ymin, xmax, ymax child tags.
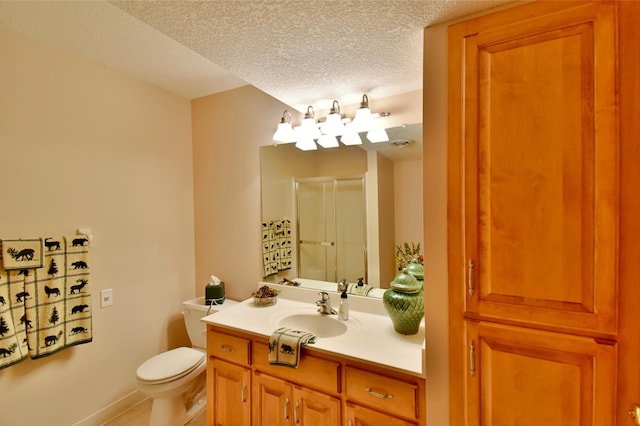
<box><xmin>202</xmin><ymin>294</ymin><xmax>425</xmax><ymax>377</ymax></box>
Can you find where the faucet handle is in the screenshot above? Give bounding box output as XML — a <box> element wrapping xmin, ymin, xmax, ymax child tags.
<box><xmin>318</xmin><ymin>291</ymin><xmax>330</xmax><ymax>302</ymax></box>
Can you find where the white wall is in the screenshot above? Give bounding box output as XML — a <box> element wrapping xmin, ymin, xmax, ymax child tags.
<box><xmin>0</xmin><ymin>27</ymin><xmax>195</xmax><ymax>425</ymax></box>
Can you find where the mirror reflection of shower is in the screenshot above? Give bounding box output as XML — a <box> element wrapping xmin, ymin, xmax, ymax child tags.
<box><xmin>295</xmin><ymin>176</ymin><xmax>367</xmax><ymax>283</ymax></box>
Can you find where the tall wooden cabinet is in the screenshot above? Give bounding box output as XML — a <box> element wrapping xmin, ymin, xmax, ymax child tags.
<box><xmin>447</xmin><ymin>1</ymin><xmax>626</xmax><ymax>424</ymax></box>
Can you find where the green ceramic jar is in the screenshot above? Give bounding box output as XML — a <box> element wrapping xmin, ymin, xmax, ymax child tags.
<box><xmin>383</xmin><ymin>270</ymin><xmax>424</xmax><ymax>335</ymax></box>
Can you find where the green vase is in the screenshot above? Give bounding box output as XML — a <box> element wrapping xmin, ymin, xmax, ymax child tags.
<box><xmin>383</xmin><ymin>270</ymin><xmax>424</xmax><ymax>335</ymax></box>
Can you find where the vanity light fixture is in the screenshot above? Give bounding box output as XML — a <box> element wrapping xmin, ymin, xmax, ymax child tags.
<box><xmin>295</xmin><ymin>106</ymin><xmax>322</xmax><ymax>141</ymax></box>
<box><xmin>317</xmin><ymin>134</ymin><xmax>340</xmax><ymax>148</ymax></box>
<box><xmin>320</xmin><ymin>100</ymin><xmax>346</xmax><ymax>137</ymax></box>
<box><xmin>272</xmin><ymin>110</ymin><xmax>297</xmax><ymax>143</ymax></box>
<box><xmin>340</xmin><ymin>123</ymin><xmax>363</xmax><ymax>145</ymax></box>
<box><xmin>271</xmin><ymin>95</ymin><xmax>389</xmax><ymax>150</ymax></box>
<box><xmin>366</xmin><ymin>125</ymin><xmax>390</xmax><ymax>143</ymax></box>
<box><xmin>350</xmin><ymin>94</ymin><xmax>390</xmax><ymax>143</ymax></box>
<box><xmin>350</xmin><ymin>94</ymin><xmax>376</xmax><ymax>133</ymax></box>
<box><xmin>295</xmin><ymin>138</ymin><xmax>317</xmax><ymax>151</ymax></box>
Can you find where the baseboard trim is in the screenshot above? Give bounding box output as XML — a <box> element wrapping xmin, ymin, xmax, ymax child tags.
<box><xmin>72</xmin><ymin>390</ymin><xmax>148</xmax><ymax>426</ymax></box>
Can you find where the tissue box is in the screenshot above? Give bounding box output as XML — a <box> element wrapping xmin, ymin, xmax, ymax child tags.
<box><xmin>206</xmin><ymin>282</ymin><xmax>225</xmax><ymax>304</ymax></box>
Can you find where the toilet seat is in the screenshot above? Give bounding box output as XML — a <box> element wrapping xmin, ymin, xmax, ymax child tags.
<box><xmin>136</xmin><ymin>347</ymin><xmax>205</xmax><ymax>384</ymax></box>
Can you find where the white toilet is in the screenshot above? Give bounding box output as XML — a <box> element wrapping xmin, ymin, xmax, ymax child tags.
<box><xmin>136</xmin><ymin>297</ymin><xmax>237</xmax><ymax>426</ymax></box>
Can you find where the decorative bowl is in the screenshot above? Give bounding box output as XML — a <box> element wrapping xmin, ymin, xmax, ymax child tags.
<box><xmin>253</xmin><ymin>295</ymin><xmax>277</xmax><ymax>307</ymax></box>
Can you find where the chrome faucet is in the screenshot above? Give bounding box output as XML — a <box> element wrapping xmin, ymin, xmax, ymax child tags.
<box><xmin>337</xmin><ymin>278</ymin><xmax>347</xmax><ymax>292</ymax></box>
<box><xmin>316</xmin><ymin>291</ymin><xmax>337</xmax><ymax>315</ymax></box>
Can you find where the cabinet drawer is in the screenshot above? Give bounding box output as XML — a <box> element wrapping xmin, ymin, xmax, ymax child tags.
<box><xmin>253</xmin><ymin>342</ymin><xmax>340</xmax><ymax>394</ymax></box>
<box><xmin>208</xmin><ymin>329</ymin><xmax>251</xmax><ymax>366</ymax></box>
<box><xmin>345</xmin><ymin>366</ymin><xmax>418</xmax><ymax>420</ymax></box>
<box><xmin>346</xmin><ymin>402</ymin><xmax>417</xmax><ymax>426</ymax></box>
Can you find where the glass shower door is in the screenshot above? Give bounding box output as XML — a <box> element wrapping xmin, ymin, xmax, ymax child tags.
<box><xmin>296</xmin><ymin>177</ymin><xmax>366</xmax><ymax>283</ymax></box>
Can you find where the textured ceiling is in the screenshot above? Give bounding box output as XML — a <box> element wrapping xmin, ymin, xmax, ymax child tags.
<box><xmin>0</xmin><ymin>0</ymin><xmax>510</xmax><ymax>110</ymax></box>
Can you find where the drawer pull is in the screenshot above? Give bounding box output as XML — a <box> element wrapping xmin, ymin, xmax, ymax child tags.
<box><xmin>241</xmin><ymin>383</ymin><xmax>247</xmax><ymax>404</ymax></box>
<box><xmin>219</xmin><ymin>344</ymin><xmax>236</xmax><ymax>352</ymax></box>
<box><xmin>364</xmin><ymin>387</ymin><xmax>393</xmax><ymax>399</ymax></box>
<box><xmin>294</xmin><ymin>400</ymin><xmax>300</xmax><ymax>424</ymax></box>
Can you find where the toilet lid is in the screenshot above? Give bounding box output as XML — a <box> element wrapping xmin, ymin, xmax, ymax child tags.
<box><xmin>136</xmin><ymin>347</ymin><xmax>205</xmax><ymax>382</ymax></box>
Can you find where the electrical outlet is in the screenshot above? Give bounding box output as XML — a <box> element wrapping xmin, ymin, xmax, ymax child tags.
<box><xmin>100</xmin><ymin>289</ymin><xmax>113</xmax><ymax>308</ymax></box>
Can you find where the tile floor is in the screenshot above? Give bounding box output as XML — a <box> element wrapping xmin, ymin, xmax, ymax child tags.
<box><xmin>103</xmin><ymin>399</ymin><xmax>206</xmax><ymax>426</ymax></box>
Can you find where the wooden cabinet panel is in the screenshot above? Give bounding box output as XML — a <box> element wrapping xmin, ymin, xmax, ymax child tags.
<box><xmin>345</xmin><ymin>402</ymin><xmax>417</xmax><ymax>426</ymax></box>
<box><xmin>464</xmin><ymin>321</ymin><xmax>616</xmax><ymax>425</ymax></box>
<box><xmin>345</xmin><ymin>366</ymin><xmax>418</xmax><ymax>421</ymax></box>
<box><xmin>253</xmin><ymin>372</ymin><xmax>291</xmax><ymax>426</ymax></box>
<box><xmin>252</xmin><ymin>372</ymin><xmax>340</xmax><ymax>426</ymax></box>
<box><xmin>293</xmin><ymin>386</ymin><xmax>340</xmax><ymax>426</ymax></box>
<box><xmin>208</xmin><ymin>328</ymin><xmax>251</xmax><ymax>366</ymax></box>
<box><xmin>253</xmin><ymin>342</ymin><xmax>340</xmax><ymax>394</ymax></box>
<box><xmin>211</xmin><ymin>359</ymin><xmax>251</xmax><ymax>426</ymax></box>
<box><xmin>450</xmin><ymin>0</ymin><xmax>618</xmax><ymax>336</ymax></box>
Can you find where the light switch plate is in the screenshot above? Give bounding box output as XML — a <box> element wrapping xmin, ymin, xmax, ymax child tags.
<box><xmin>100</xmin><ymin>289</ymin><xmax>113</xmax><ymax>308</ymax></box>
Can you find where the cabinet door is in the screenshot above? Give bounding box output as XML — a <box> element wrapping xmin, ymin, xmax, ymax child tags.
<box><xmin>253</xmin><ymin>372</ymin><xmax>292</xmax><ymax>426</ymax></box>
<box><xmin>448</xmin><ymin>0</ymin><xmax>618</xmax><ymax>335</ymax></box>
<box><xmin>464</xmin><ymin>320</ymin><xmax>616</xmax><ymax>425</ymax></box>
<box><xmin>345</xmin><ymin>402</ymin><xmax>416</xmax><ymax>426</ymax></box>
<box><xmin>293</xmin><ymin>386</ymin><xmax>340</xmax><ymax>426</ymax></box>
<box><xmin>211</xmin><ymin>359</ymin><xmax>251</xmax><ymax>426</ymax></box>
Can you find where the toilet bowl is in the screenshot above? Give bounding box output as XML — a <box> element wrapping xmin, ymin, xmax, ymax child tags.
<box><xmin>136</xmin><ymin>297</ymin><xmax>237</xmax><ymax>426</ymax></box>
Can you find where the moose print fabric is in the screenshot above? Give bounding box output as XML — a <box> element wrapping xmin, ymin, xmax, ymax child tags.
<box><xmin>0</xmin><ymin>235</ymin><xmax>92</xmax><ymax>370</ymax></box>
<box><xmin>1</xmin><ymin>238</ymin><xmax>44</xmax><ymax>270</ymax></box>
<box><xmin>0</xmin><ymin>269</ymin><xmax>29</xmax><ymax>369</ymax></box>
<box><xmin>268</xmin><ymin>327</ymin><xmax>317</xmax><ymax>368</ymax></box>
<box><xmin>262</xmin><ymin>219</ymin><xmax>292</xmax><ymax>278</ymax></box>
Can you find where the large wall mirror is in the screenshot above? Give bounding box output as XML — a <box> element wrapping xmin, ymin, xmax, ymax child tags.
<box><xmin>260</xmin><ymin>123</ymin><xmax>423</xmax><ymax>294</ymax></box>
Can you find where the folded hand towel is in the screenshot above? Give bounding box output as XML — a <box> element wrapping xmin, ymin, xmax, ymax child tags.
<box><xmin>268</xmin><ymin>327</ymin><xmax>317</xmax><ymax>368</ymax></box>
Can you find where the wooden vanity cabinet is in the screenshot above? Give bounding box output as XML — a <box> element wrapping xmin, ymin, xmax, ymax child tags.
<box><xmin>207</xmin><ymin>325</ymin><xmax>425</xmax><ymax>425</ymax></box>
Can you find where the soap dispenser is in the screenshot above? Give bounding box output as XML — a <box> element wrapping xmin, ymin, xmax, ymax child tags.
<box><xmin>338</xmin><ymin>290</ymin><xmax>349</xmax><ymax>321</ymax></box>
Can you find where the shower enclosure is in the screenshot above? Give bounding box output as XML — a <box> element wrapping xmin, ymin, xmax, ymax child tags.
<box><xmin>295</xmin><ymin>176</ymin><xmax>367</xmax><ymax>283</ymax></box>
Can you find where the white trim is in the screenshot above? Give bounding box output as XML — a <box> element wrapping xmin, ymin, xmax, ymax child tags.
<box><xmin>72</xmin><ymin>390</ymin><xmax>148</xmax><ymax>426</ymax></box>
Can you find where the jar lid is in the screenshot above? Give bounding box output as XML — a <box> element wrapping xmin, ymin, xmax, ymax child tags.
<box><xmin>390</xmin><ymin>271</ymin><xmax>421</xmax><ymax>293</ymax></box>
<box><xmin>404</xmin><ymin>261</ymin><xmax>424</xmax><ymax>280</ymax></box>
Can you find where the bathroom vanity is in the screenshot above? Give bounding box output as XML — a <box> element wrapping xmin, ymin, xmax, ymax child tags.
<box><xmin>202</xmin><ymin>290</ymin><xmax>426</xmax><ymax>425</ymax></box>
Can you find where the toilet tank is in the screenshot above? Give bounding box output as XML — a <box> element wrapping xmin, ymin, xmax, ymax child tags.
<box><xmin>182</xmin><ymin>297</ymin><xmax>238</xmax><ymax>349</ymax></box>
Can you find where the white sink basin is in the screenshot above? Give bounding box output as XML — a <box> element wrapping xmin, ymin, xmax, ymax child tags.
<box><xmin>278</xmin><ymin>313</ymin><xmax>348</xmax><ymax>338</ymax></box>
